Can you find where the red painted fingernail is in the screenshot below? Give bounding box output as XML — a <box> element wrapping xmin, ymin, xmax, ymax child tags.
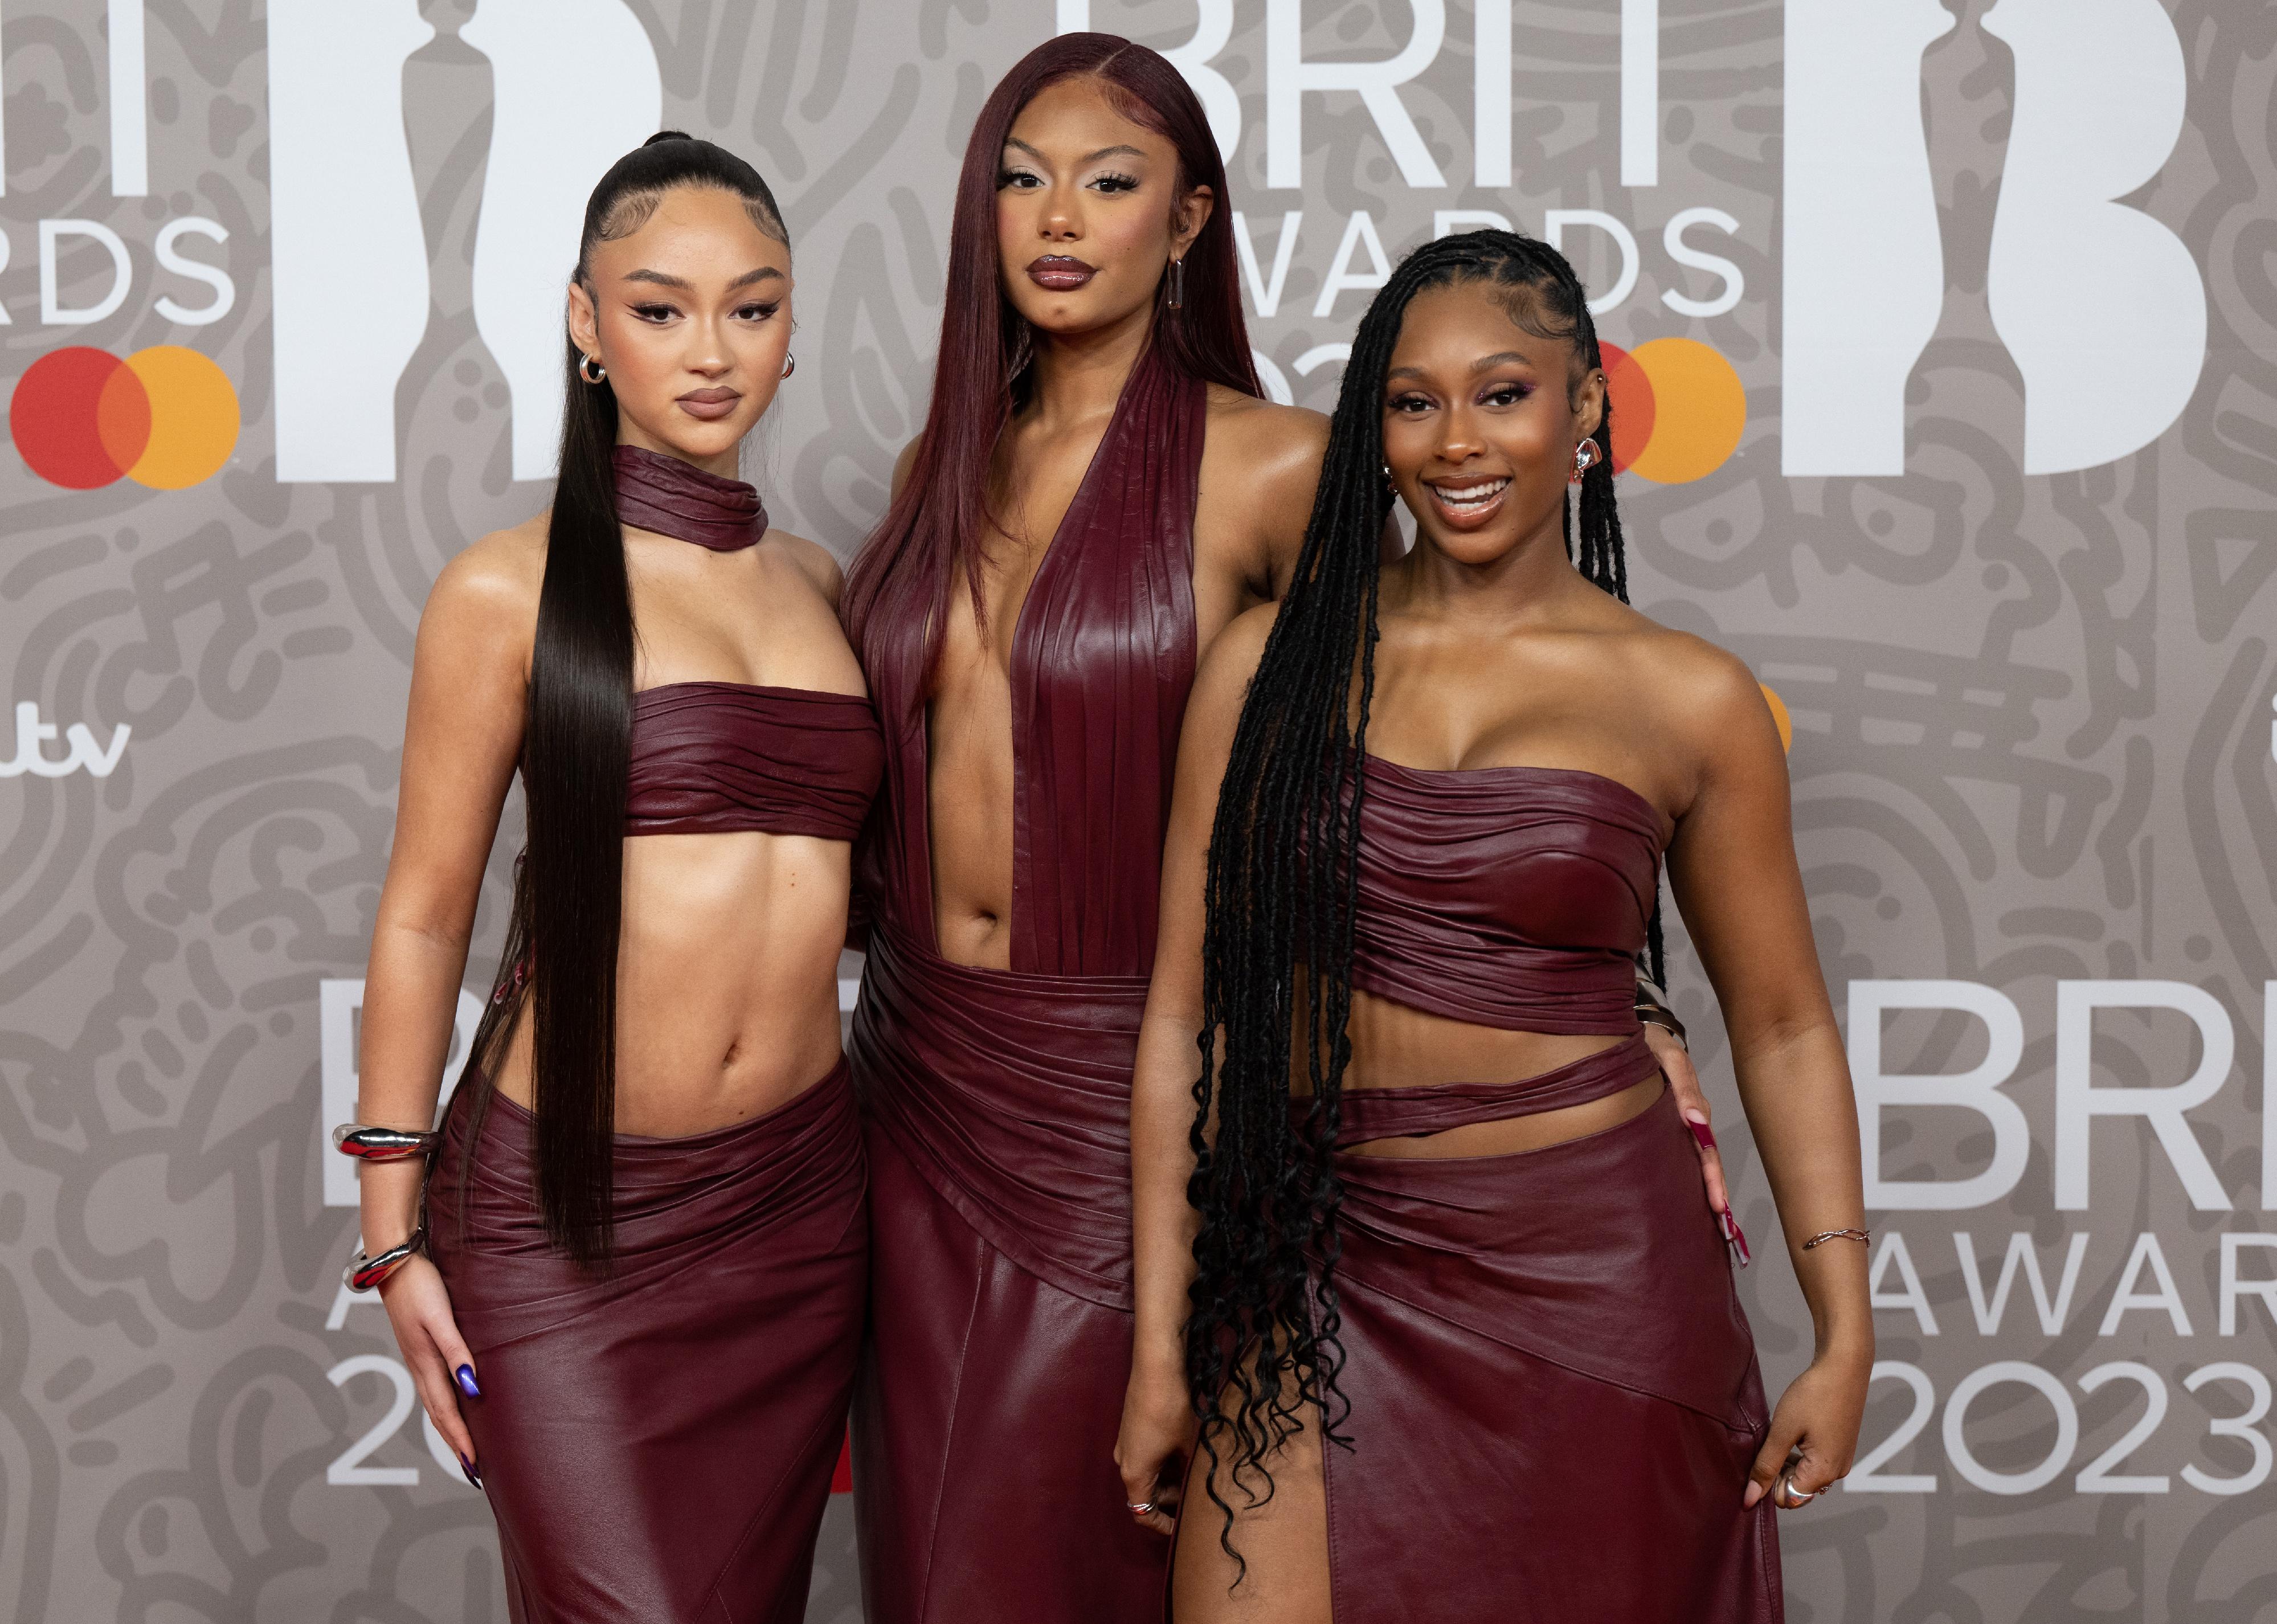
<box><xmin>1686</xmin><ymin>1118</ymin><xmax>1718</xmax><ymax>1151</ymax></box>
<box><xmin>1719</xmin><ymin>1210</ymin><xmax>1752</xmax><ymax>1267</ymax></box>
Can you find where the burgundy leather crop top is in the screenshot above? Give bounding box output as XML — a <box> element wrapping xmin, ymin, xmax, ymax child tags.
<box><xmin>1350</xmin><ymin>755</ymin><xmax>1666</xmax><ymax>1035</ymax></box>
<box><xmin>626</xmin><ymin>681</ymin><xmax>883</xmax><ymax>841</ymax></box>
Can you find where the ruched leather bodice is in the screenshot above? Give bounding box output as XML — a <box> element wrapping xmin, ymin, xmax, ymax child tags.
<box><xmin>1352</xmin><ymin>755</ymin><xmax>1665</xmax><ymax>1034</ymax></box>
<box><xmin>626</xmin><ymin>681</ymin><xmax>883</xmax><ymax>841</ymax></box>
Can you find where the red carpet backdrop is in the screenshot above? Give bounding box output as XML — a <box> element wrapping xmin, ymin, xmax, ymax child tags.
<box><xmin>2</xmin><ymin>2</ymin><xmax>2272</xmax><ymax>1619</ymax></box>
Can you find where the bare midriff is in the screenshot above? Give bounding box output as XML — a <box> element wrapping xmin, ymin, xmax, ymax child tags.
<box><xmin>488</xmin><ymin>829</ymin><xmax>852</xmax><ymax>1136</ymax></box>
<box><xmin>1290</xmin><ymin>981</ymin><xmax>1665</xmax><ymax>1159</ymax></box>
<box><xmin>925</xmin><ymin>627</ymin><xmax>1022</xmax><ymax>968</ymax></box>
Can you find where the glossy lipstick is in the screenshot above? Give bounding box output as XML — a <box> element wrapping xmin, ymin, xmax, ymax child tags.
<box><xmin>1026</xmin><ymin>254</ymin><xmax>1097</xmax><ymax>292</ymax></box>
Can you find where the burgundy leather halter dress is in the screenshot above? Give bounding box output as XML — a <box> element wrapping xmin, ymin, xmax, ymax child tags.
<box><xmin>849</xmin><ymin>342</ymin><xmax>1207</xmax><ymax>1623</ymax></box>
<box><xmin>424</xmin><ymin>448</ymin><xmax>886</xmax><ymax>1624</ymax></box>
<box><xmin>1274</xmin><ymin>756</ymin><xmax>1781</xmax><ymax>1623</ymax></box>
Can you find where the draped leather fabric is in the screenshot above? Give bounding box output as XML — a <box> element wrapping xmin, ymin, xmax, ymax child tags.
<box><xmin>1332</xmin><ymin>1028</ymin><xmax>1661</xmax><ymax>1143</ymax></box>
<box><xmin>850</xmin><ymin>341</ymin><xmax>1208</xmax><ymax>1623</ymax></box>
<box><xmin>1352</xmin><ymin>756</ymin><xmax>1665</xmax><ymax>1033</ymax></box>
<box><xmin>1320</xmin><ymin>1087</ymin><xmax>1781</xmax><ymax>1623</ymax></box>
<box><xmin>626</xmin><ymin>681</ymin><xmax>884</xmax><ymax>840</ymax></box>
<box><xmin>1281</xmin><ymin>762</ymin><xmax>1779</xmax><ymax>1622</ymax></box>
<box><xmin>427</xmin><ymin>1063</ymin><xmax>867</xmax><ymax>1624</ymax></box>
<box><xmin>611</xmin><ymin>444</ymin><xmax>767</xmax><ymax>550</ymax></box>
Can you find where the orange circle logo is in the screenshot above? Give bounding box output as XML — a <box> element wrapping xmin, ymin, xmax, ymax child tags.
<box><xmin>1599</xmin><ymin>338</ymin><xmax>1746</xmax><ymax>484</ymax></box>
<box><xmin>11</xmin><ymin>345</ymin><xmax>239</xmax><ymax>489</ymax></box>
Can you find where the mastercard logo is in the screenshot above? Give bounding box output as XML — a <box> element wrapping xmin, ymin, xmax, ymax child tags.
<box><xmin>11</xmin><ymin>345</ymin><xmax>239</xmax><ymax>490</ymax></box>
<box><xmin>1600</xmin><ymin>338</ymin><xmax>1746</xmax><ymax>485</ymax></box>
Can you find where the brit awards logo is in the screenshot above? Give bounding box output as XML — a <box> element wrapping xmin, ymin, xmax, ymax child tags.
<box><xmin>266</xmin><ymin>0</ymin><xmax>661</xmax><ymax>484</ymax></box>
<box><xmin>1782</xmin><ymin>0</ymin><xmax>2206</xmax><ymax>477</ymax></box>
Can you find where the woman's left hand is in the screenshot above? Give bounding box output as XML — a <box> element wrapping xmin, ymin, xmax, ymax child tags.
<box><xmin>1643</xmin><ymin>1022</ymin><xmax>1733</xmax><ymax>1225</ymax></box>
<box><xmin>1744</xmin><ymin>1347</ymin><xmax>1871</xmax><ymax>1510</ymax></box>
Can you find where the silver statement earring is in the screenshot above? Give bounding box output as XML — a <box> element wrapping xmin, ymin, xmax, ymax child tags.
<box><xmin>780</xmin><ymin>353</ymin><xmax>796</xmax><ymax>380</ymax></box>
<box><xmin>1571</xmin><ymin>438</ymin><xmax>1600</xmax><ymax>480</ymax></box>
<box><xmin>1166</xmin><ymin>256</ymin><xmax>1186</xmax><ymax>311</ymax></box>
<box><xmin>578</xmin><ymin>353</ymin><xmax>607</xmax><ymax>384</ymax></box>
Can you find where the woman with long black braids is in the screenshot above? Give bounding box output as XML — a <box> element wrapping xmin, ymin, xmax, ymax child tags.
<box><xmin>348</xmin><ymin>134</ymin><xmax>878</xmax><ymax>1620</ymax></box>
<box><xmin>1119</xmin><ymin>229</ymin><xmax>1873</xmax><ymax>1620</ymax></box>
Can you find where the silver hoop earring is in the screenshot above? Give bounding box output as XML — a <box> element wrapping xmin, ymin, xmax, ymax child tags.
<box><xmin>781</xmin><ymin>353</ymin><xmax>796</xmax><ymax>381</ymax></box>
<box><xmin>1166</xmin><ymin>256</ymin><xmax>1186</xmax><ymax>312</ymax></box>
<box><xmin>578</xmin><ymin>353</ymin><xmax>607</xmax><ymax>385</ymax></box>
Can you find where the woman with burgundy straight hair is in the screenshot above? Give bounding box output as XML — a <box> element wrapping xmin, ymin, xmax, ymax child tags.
<box><xmin>837</xmin><ymin>31</ymin><xmax>1331</xmax><ymax>1623</ymax></box>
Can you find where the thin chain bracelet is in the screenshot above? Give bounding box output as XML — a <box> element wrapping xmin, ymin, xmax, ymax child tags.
<box><xmin>1800</xmin><ymin>1228</ymin><xmax>1872</xmax><ymax>1250</ymax></box>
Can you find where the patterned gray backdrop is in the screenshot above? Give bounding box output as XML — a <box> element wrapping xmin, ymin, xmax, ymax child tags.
<box><xmin>2</xmin><ymin>1</ymin><xmax>2272</xmax><ymax>1620</ymax></box>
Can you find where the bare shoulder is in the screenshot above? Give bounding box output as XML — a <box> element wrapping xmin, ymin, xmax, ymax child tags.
<box><xmin>1204</xmin><ymin>387</ymin><xmax>1328</xmax><ymax>484</ymax></box>
<box><xmin>889</xmin><ymin>437</ymin><xmax>921</xmax><ymax>501</ymax></box>
<box><xmin>763</xmin><ymin>529</ymin><xmax>846</xmax><ymax>608</ymax></box>
<box><xmin>1609</xmin><ymin>613</ymin><xmax>1782</xmax><ymax>762</ymax></box>
<box><xmin>429</xmin><ymin>513</ymin><xmax>546</xmax><ymax>624</ymax></box>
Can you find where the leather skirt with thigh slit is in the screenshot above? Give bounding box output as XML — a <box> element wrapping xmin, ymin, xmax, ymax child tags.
<box><xmin>1179</xmin><ymin>1034</ymin><xmax>1781</xmax><ymax>1623</ymax></box>
<box><xmin>426</xmin><ymin>1060</ymin><xmax>868</xmax><ymax>1624</ymax></box>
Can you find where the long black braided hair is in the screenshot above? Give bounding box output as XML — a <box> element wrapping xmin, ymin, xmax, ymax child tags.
<box><xmin>1182</xmin><ymin>228</ymin><xmax>1663</xmax><ymax>1568</ymax></box>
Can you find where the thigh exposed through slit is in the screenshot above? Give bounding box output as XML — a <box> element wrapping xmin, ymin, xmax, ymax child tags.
<box><xmin>1172</xmin><ymin>1381</ymin><xmax>1332</xmax><ymax>1624</ymax></box>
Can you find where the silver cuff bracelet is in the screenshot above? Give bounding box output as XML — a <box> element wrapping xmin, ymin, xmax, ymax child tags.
<box><xmin>332</xmin><ymin>1124</ymin><xmax>441</xmax><ymax>1161</ymax></box>
<box><xmin>344</xmin><ymin>1226</ymin><xmax>427</xmax><ymax>1292</ymax></box>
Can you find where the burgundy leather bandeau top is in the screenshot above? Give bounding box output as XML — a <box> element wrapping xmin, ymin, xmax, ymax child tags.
<box><xmin>626</xmin><ymin>681</ymin><xmax>883</xmax><ymax>841</ymax></box>
<box><xmin>1351</xmin><ymin>755</ymin><xmax>1666</xmax><ymax>1034</ymax></box>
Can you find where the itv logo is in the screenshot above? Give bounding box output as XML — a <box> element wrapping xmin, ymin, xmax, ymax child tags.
<box><xmin>1</xmin><ymin>701</ymin><xmax>129</xmax><ymax>779</ymax></box>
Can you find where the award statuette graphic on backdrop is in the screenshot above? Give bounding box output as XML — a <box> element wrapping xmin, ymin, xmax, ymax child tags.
<box><xmin>1783</xmin><ymin>0</ymin><xmax>2205</xmax><ymax>476</ymax></box>
<box><xmin>266</xmin><ymin>0</ymin><xmax>661</xmax><ymax>484</ymax></box>
<box><xmin>2</xmin><ymin>2</ymin><xmax>2269</xmax><ymax>1622</ymax></box>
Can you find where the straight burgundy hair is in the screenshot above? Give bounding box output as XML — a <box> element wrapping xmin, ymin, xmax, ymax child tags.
<box><xmin>841</xmin><ymin>32</ymin><xmax>1259</xmax><ymax>662</ymax></box>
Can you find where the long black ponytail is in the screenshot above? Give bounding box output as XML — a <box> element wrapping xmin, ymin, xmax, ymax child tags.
<box><xmin>460</xmin><ymin>132</ymin><xmax>790</xmax><ymax>1266</ymax></box>
<box><xmin>1182</xmin><ymin>228</ymin><xmax>1649</xmax><ymax>1564</ymax></box>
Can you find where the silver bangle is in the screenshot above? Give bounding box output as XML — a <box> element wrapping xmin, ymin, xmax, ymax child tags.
<box><xmin>344</xmin><ymin>1226</ymin><xmax>427</xmax><ymax>1292</ymax></box>
<box><xmin>1801</xmin><ymin>1227</ymin><xmax>1873</xmax><ymax>1250</ymax></box>
<box><xmin>332</xmin><ymin>1124</ymin><xmax>441</xmax><ymax>1161</ymax></box>
<box><xmin>1633</xmin><ymin>984</ymin><xmax>1688</xmax><ymax>1047</ymax></box>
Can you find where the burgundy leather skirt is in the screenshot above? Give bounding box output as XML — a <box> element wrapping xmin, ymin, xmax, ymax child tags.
<box><xmin>848</xmin><ymin>925</ymin><xmax>1165</xmax><ymax>1624</ymax></box>
<box><xmin>1292</xmin><ymin>1040</ymin><xmax>1781</xmax><ymax>1622</ymax></box>
<box><xmin>426</xmin><ymin>1060</ymin><xmax>867</xmax><ymax>1624</ymax></box>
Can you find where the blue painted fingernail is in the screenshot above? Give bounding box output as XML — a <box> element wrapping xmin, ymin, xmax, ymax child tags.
<box><xmin>456</xmin><ymin>1364</ymin><xmax>480</xmax><ymax>1399</ymax></box>
<box><xmin>460</xmin><ymin>1453</ymin><xmax>483</xmax><ymax>1488</ymax></box>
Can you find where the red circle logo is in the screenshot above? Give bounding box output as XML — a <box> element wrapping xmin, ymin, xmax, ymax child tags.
<box><xmin>11</xmin><ymin>345</ymin><xmax>239</xmax><ymax>489</ymax></box>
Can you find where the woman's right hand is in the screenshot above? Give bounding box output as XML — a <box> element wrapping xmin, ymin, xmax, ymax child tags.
<box><xmin>1114</xmin><ymin>1352</ymin><xmax>1196</xmax><ymax>1539</ymax></box>
<box><xmin>378</xmin><ymin>1254</ymin><xmax>483</xmax><ymax>1483</ymax></box>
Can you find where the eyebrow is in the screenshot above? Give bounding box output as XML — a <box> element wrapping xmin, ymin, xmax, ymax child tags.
<box><xmin>1384</xmin><ymin>351</ymin><xmax>1537</xmax><ymax>384</ymax></box>
<box><xmin>623</xmin><ymin>266</ymin><xmax>783</xmax><ymax>291</ymax></box>
<box><xmin>1002</xmin><ymin>137</ymin><xmax>1148</xmax><ymax>165</ymax></box>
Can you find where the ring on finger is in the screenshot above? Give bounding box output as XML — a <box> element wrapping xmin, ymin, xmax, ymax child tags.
<box><xmin>1126</xmin><ymin>1500</ymin><xmax>1156</xmax><ymax>1516</ymax></box>
<box><xmin>1773</xmin><ymin>1470</ymin><xmax>1820</xmax><ymax>1508</ymax></box>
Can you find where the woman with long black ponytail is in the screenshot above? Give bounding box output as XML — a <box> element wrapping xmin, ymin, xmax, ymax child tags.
<box><xmin>1121</xmin><ymin>230</ymin><xmax>1873</xmax><ymax>1620</ymax></box>
<box><xmin>348</xmin><ymin>133</ymin><xmax>883</xmax><ymax>1620</ymax></box>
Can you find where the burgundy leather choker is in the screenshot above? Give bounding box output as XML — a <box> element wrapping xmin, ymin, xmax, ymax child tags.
<box><xmin>611</xmin><ymin>444</ymin><xmax>767</xmax><ymax>552</ymax></box>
